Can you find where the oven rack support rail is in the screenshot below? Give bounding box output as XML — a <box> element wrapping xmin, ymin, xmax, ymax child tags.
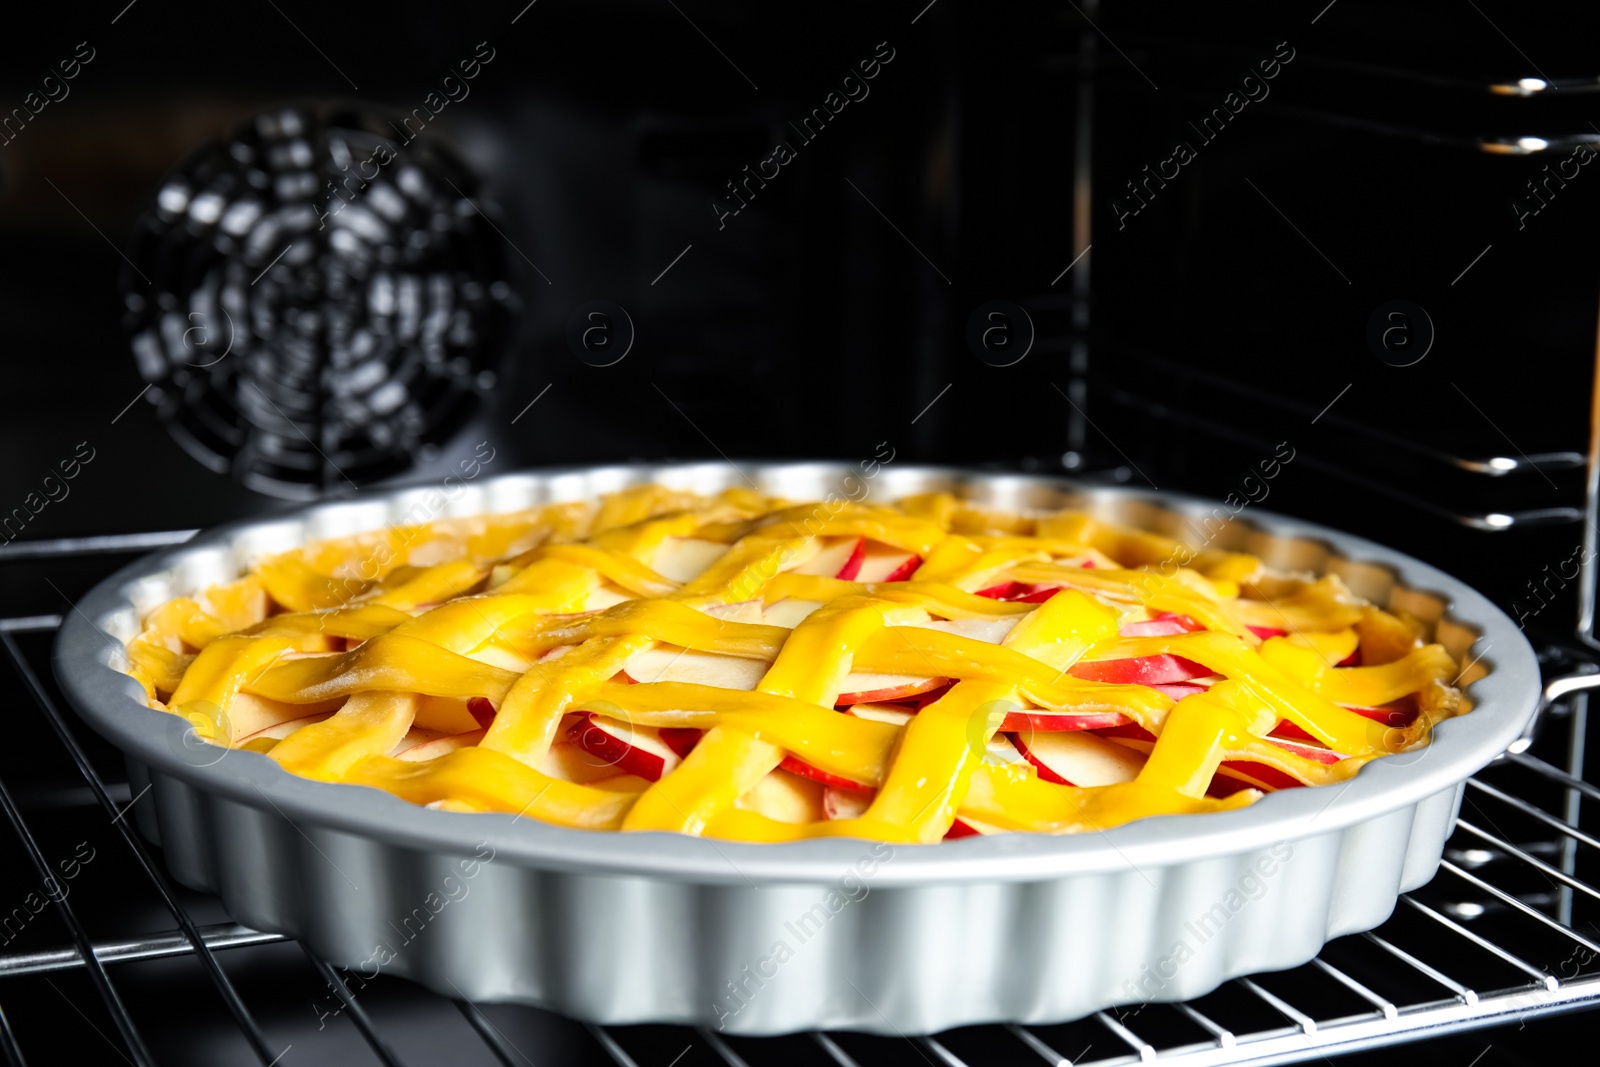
<box><xmin>0</xmin><ymin>550</ymin><xmax>1597</xmax><ymax>1066</ymax></box>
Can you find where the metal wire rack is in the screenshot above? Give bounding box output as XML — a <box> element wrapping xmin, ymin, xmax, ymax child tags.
<box><xmin>1</xmin><ymin>533</ymin><xmax>1596</xmax><ymax>1067</ymax></box>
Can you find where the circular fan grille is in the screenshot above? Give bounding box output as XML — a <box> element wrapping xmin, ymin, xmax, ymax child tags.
<box><xmin>121</xmin><ymin>104</ymin><xmax>514</xmax><ymax>499</ymax></box>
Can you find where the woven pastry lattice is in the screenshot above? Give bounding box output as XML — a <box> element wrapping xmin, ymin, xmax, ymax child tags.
<box><xmin>124</xmin><ymin>484</ymin><xmax>1465</xmax><ymax>842</ymax></box>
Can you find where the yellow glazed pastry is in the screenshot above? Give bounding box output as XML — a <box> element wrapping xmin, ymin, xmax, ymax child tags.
<box><xmin>124</xmin><ymin>484</ymin><xmax>1464</xmax><ymax>843</ymax></box>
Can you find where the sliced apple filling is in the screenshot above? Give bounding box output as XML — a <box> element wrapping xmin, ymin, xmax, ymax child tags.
<box><xmin>126</xmin><ymin>484</ymin><xmax>1465</xmax><ymax>843</ymax></box>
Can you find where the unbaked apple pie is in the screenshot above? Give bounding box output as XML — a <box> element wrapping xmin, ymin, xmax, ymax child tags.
<box><xmin>124</xmin><ymin>484</ymin><xmax>1466</xmax><ymax>842</ymax></box>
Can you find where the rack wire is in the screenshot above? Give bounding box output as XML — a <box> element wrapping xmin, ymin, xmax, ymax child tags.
<box><xmin>1</xmin><ymin>534</ymin><xmax>1596</xmax><ymax>1067</ymax></box>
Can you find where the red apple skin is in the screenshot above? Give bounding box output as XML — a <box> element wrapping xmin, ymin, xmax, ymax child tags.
<box><xmin>943</xmin><ymin>818</ymin><xmax>982</xmax><ymax>840</ymax></box>
<box><xmin>999</xmin><ymin>710</ymin><xmax>1130</xmax><ymax>733</ymax></box>
<box><xmin>659</xmin><ymin>727</ymin><xmax>703</xmax><ymax>758</ymax></box>
<box><xmin>835</xmin><ymin>676</ymin><xmax>951</xmax><ymax>706</ymax></box>
<box><xmin>467</xmin><ymin>697</ymin><xmax>497</xmax><ymax>729</ymax></box>
<box><xmin>1247</xmin><ymin>625</ymin><xmax>1287</xmax><ymax>640</ymax></box>
<box><xmin>881</xmin><ymin>555</ymin><xmax>922</xmax><ymax>582</ymax></box>
<box><xmin>1094</xmin><ymin>722</ymin><xmax>1158</xmax><ymax>743</ymax></box>
<box><xmin>567</xmin><ymin>713</ymin><xmax>665</xmax><ymax>781</ymax></box>
<box><xmin>779</xmin><ymin>755</ymin><xmax>873</xmax><ymax>793</ymax></box>
<box><xmin>1337</xmin><ymin>648</ymin><xmax>1362</xmax><ymax>667</ymax></box>
<box><xmin>1069</xmin><ymin>654</ymin><xmax>1211</xmax><ymax>686</ymax></box>
<box><xmin>1263</xmin><ymin>737</ymin><xmax>1342</xmax><ymax>765</ymax></box>
<box><xmin>1216</xmin><ymin>760</ymin><xmax>1305</xmax><ymax>792</ymax></box>
<box><xmin>1206</xmin><ymin>774</ymin><xmax>1258</xmax><ymax>799</ymax></box>
<box><xmin>1011</xmin><ymin>733</ymin><xmax>1075</xmax><ymax>786</ymax></box>
<box><xmin>1344</xmin><ymin>699</ymin><xmax>1418</xmax><ymax>727</ymax></box>
<box><xmin>973</xmin><ymin>580</ymin><xmax>1064</xmax><ymax>603</ymax></box>
<box><xmin>903</xmin><ymin>683</ymin><xmax>952</xmax><ymax>710</ymax></box>
<box><xmin>1270</xmin><ymin>699</ymin><xmax>1418</xmax><ymax>745</ymax></box>
<box><xmin>834</xmin><ymin>539</ymin><xmax>866</xmax><ymax>581</ymax></box>
<box><xmin>1119</xmin><ymin>614</ymin><xmax>1205</xmax><ymax>637</ymax></box>
<box><xmin>1147</xmin><ymin>682</ymin><xmax>1208</xmax><ymax>701</ymax></box>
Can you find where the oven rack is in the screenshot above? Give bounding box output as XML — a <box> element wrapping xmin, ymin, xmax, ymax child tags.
<box><xmin>0</xmin><ymin>536</ymin><xmax>1596</xmax><ymax>1067</ymax></box>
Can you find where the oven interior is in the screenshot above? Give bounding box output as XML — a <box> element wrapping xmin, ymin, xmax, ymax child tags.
<box><xmin>1</xmin><ymin>1</ymin><xmax>1598</xmax><ymax>1063</ymax></box>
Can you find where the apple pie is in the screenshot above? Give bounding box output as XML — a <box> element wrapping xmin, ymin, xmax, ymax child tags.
<box><xmin>123</xmin><ymin>483</ymin><xmax>1465</xmax><ymax>843</ymax></box>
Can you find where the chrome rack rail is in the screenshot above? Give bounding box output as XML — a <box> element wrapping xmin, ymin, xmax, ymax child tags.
<box><xmin>0</xmin><ymin>542</ymin><xmax>1596</xmax><ymax>1065</ymax></box>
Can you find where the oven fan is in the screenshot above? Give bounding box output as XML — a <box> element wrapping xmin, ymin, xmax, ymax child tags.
<box><xmin>119</xmin><ymin>104</ymin><xmax>514</xmax><ymax>499</ymax></box>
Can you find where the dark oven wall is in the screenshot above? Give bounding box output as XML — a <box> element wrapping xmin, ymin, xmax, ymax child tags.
<box><xmin>0</xmin><ymin>0</ymin><xmax>1084</xmax><ymax>554</ymax></box>
<box><xmin>3</xmin><ymin>0</ymin><xmax>1590</xmax><ymax>647</ymax></box>
<box><xmin>1089</xmin><ymin>0</ymin><xmax>1600</xmax><ymax>648</ymax></box>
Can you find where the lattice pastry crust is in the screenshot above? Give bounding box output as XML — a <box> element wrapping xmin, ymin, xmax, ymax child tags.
<box><xmin>123</xmin><ymin>484</ymin><xmax>1464</xmax><ymax>843</ymax></box>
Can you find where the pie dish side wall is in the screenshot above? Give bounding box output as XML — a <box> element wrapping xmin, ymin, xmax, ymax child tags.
<box><xmin>54</xmin><ymin>464</ymin><xmax>1537</xmax><ymax>1035</ymax></box>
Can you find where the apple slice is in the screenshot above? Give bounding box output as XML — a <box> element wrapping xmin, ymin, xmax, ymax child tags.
<box><xmin>1094</xmin><ymin>722</ymin><xmax>1157</xmax><ymax>743</ymax></box>
<box><xmin>762</xmin><ymin>598</ymin><xmax>824</xmax><ymax>629</ymax></box>
<box><xmin>700</xmin><ymin>599</ymin><xmax>765</xmax><ymax>624</ymax></box>
<box><xmin>823</xmin><ymin>784</ymin><xmax>873</xmax><ymax>820</ymax></box>
<box><xmin>1206</xmin><ymin>774</ymin><xmax>1259</xmax><ymax>799</ymax></box>
<box><xmin>944</xmin><ymin>818</ymin><xmax>982</xmax><ymax>839</ymax></box>
<box><xmin>659</xmin><ymin>727</ymin><xmax>703</xmax><ymax>758</ymax></box>
<box><xmin>846</xmin><ymin>703</ymin><xmax>915</xmax><ymax>726</ymax></box>
<box><xmin>1119</xmin><ymin>613</ymin><xmax>1206</xmax><ymax>637</ymax></box>
<box><xmin>536</xmin><ymin>740</ymin><xmax>636</xmax><ymax>784</ymax></box>
<box><xmin>394</xmin><ymin>727</ymin><xmax>486</xmax><ymax>762</ymax></box>
<box><xmin>226</xmin><ymin>692</ymin><xmax>342</xmax><ymax>742</ymax></box>
<box><xmin>792</xmin><ymin>538</ymin><xmax>864</xmax><ymax>579</ymax></box>
<box><xmin>465</xmin><ymin>642</ymin><xmax>534</xmax><ymax>673</ymax></box>
<box><xmin>860</xmin><ymin>550</ymin><xmax>921</xmax><ymax>582</ymax></box>
<box><xmin>409</xmin><ymin>694</ymin><xmax>485</xmax><ymax>735</ymax></box>
<box><xmin>906</xmin><ymin>616</ymin><xmax>1019</xmax><ymax>644</ymax></box>
<box><xmin>737</xmin><ymin>768</ymin><xmax>826</xmax><ymax>823</ymax></box>
<box><xmin>780</xmin><ymin>755</ymin><xmax>873</xmax><ymax>792</ymax></box>
<box><xmin>1012</xmin><ymin>729</ymin><xmax>1147</xmax><ymax>787</ymax></box>
<box><xmin>834</xmin><ymin>539</ymin><xmax>867</xmax><ymax>580</ymax></box>
<box><xmin>237</xmin><ymin>711</ymin><xmax>333</xmax><ymax>744</ymax></box>
<box><xmin>579</xmin><ymin>584</ymin><xmax>633</xmax><ymax>611</ymax></box>
<box><xmin>651</xmin><ymin>538</ymin><xmax>731</xmax><ymax>582</ymax></box>
<box><xmin>876</xmin><ymin>556</ymin><xmax>928</xmax><ymax>579</ymax></box>
<box><xmin>1263</xmin><ymin>737</ymin><xmax>1343</xmax><ymax>766</ymax></box>
<box><xmin>1342</xmin><ymin>698</ymin><xmax>1419</xmax><ymax>727</ymax></box>
<box><xmin>835</xmin><ymin>673</ymin><xmax>951</xmax><ymax>706</ymax></box>
<box><xmin>467</xmin><ymin>697</ymin><xmax>497</xmax><ymax>729</ymax></box>
<box><xmin>1247</xmin><ymin>625</ymin><xmax>1287</xmax><ymax>640</ymax></box>
<box><xmin>1270</xmin><ymin>699</ymin><xmax>1419</xmax><ymax>744</ymax></box>
<box><xmin>1147</xmin><ymin>682</ymin><xmax>1209</xmax><ymax>701</ymax></box>
<box><xmin>567</xmin><ymin>713</ymin><xmax>682</xmax><ymax>781</ymax></box>
<box><xmin>999</xmin><ymin>709</ymin><xmax>1131</xmax><ymax>733</ymax></box>
<box><xmin>1214</xmin><ymin>761</ymin><xmax>1304</xmax><ymax>792</ymax></box>
<box><xmin>1068</xmin><ymin>654</ymin><xmax>1212</xmax><ymax>686</ymax></box>
<box><xmin>974</xmin><ymin>581</ymin><xmax>1060</xmax><ymax>603</ymax></box>
<box><xmin>621</xmin><ymin>646</ymin><xmax>767</xmax><ymax>690</ymax></box>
